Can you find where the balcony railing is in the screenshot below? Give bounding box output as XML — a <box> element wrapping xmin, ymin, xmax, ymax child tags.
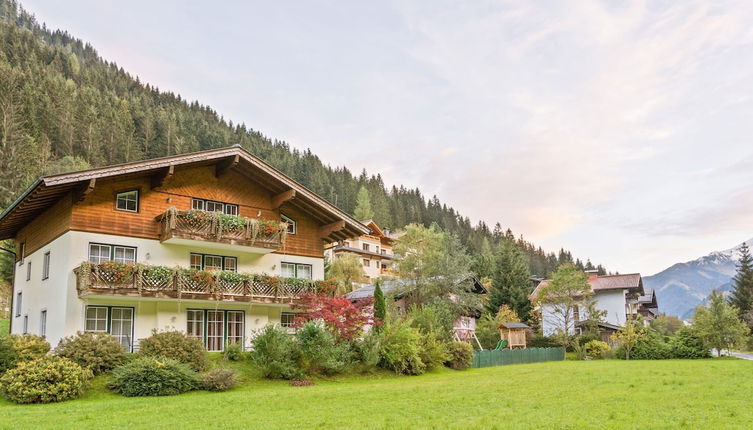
<box><xmin>157</xmin><ymin>207</ymin><xmax>287</xmax><ymax>251</ymax></box>
<box><xmin>74</xmin><ymin>262</ymin><xmax>315</xmax><ymax>303</ymax></box>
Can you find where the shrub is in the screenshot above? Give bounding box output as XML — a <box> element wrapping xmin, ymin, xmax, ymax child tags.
<box><xmin>0</xmin><ymin>356</ymin><xmax>92</xmax><ymax>404</ymax></box>
<box><xmin>109</xmin><ymin>356</ymin><xmax>199</xmax><ymax>397</ymax></box>
<box><xmin>201</xmin><ymin>367</ymin><xmax>239</xmax><ymax>392</ymax></box>
<box><xmin>670</xmin><ymin>327</ymin><xmax>711</xmax><ymax>359</ymax></box>
<box><xmin>251</xmin><ymin>325</ymin><xmax>301</xmax><ymax>380</ymax></box>
<box><xmin>528</xmin><ymin>334</ymin><xmax>559</xmax><ymax>348</ymax></box>
<box><xmin>0</xmin><ymin>336</ymin><xmax>17</xmax><ymax>374</ymax></box>
<box><xmin>379</xmin><ymin>320</ymin><xmax>425</xmax><ymax>375</ymax></box>
<box><xmin>142</xmin><ymin>265</ymin><xmax>173</xmax><ymax>284</ymax></box>
<box><xmin>577</xmin><ymin>333</ymin><xmax>600</xmax><ymax>346</ymax></box>
<box><xmin>54</xmin><ymin>332</ymin><xmax>128</xmax><ymax>375</ymax></box>
<box><xmin>138</xmin><ymin>330</ymin><xmax>208</xmax><ymax>371</ymax></box>
<box><xmin>9</xmin><ymin>334</ymin><xmax>50</xmax><ymax>362</ymax></box>
<box><xmin>418</xmin><ymin>334</ymin><xmax>450</xmax><ymax>371</ymax></box>
<box><xmin>223</xmin><ymin>342</ymin><xmax>245</xmax><ymax>361</ymax></box>
<box><xmin>583</xmin><ymin>340</ymin><xmax>611</xmax><ymax>359</ymax></box>
<box><xmin>617</xmin><ymin>331</ymin><xmax>671</xmax><ymax>360</ymax></box>
<box><xmin>296</xmin><ymin>322</ymin><xmax>352</xmax><ymax>375</ymax></box>
<box><xmin>445</xmin><ymin>341</ymin><xmax>474</xmax><ymax>370</ymax></box>
<box><xmin>354</xmin><ymin>330</ymin><xmax>381</xmax><ymax>371</ymax></box>
<box><xmin>408</xmin><ymin>300</ymin><xmax>457</xmax><ymax>342</ymax></box>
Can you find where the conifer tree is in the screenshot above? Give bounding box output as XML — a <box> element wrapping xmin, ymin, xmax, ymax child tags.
<box><xmin>373</xmin><ymin>280</ymin><xmax>386</xmax><ymax>330</ymax></box>
<box><xmin>730</xmin><ymin>242</ymin><xmax>753</xmax><ymax>327</ymax></box>
<box><xmin>486</xmin><ymin>239</ymin><xmax>532</xmax><ymax>319</ymax></box>
<box><xmin>354</xmin><ymin>186</ymin><xmax>374</xmax><ymax>220</ymax></box>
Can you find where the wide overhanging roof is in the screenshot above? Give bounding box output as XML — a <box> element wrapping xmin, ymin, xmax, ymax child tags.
<box><xmin>0</xmin><ymin>145</ymin><xmax>370</xmax><ymax>241</ymax></box>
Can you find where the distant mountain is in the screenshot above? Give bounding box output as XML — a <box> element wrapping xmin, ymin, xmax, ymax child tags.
<box><xmin>644</xmin><ymin>240</ymin><xmax>750</xmax><ymax>319</ymax></box>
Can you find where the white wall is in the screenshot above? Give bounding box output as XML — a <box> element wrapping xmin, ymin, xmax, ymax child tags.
<box><xmin>12</xmin><ymin>230</ymin><xmax>323</xmax><ymax>349</ymax></box>
<box><xmin>540</xmin><ymin>289</ymin><xmax>628</xmax><ymax>336</ymax></box>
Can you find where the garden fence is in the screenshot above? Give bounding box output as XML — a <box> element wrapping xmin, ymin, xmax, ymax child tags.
<box><xmin>471</xmin><ymin>347</ymin><xmax>565</xmax><ymax>368</ymax></box>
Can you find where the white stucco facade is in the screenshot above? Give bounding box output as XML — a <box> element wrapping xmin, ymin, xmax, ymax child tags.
<box><xmin>11</xmin><ymin>230</ymin><xmax>324</xmax><ymax>350</ymax></box>
<box><xmin>540</xmin><ymin>289</ymin><xmax>630</xmax><ymax>336</ymax></box>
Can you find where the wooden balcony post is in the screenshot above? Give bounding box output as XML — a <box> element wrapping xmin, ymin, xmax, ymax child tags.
<box><xmin>174</xmin><ymin>272</ymin><xmax>181</xmax><ymax>299</ymax></box>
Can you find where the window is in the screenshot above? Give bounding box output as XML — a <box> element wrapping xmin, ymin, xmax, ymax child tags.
<box><xmin>280</xmin><ymin>312</ymin><xmax>296</xmax><ymax>328</ymax></box>
<box><xmin>15</xmin><ymin>292</ymin><xmax>21</xmax><ymax>317</ymax></box>
<box><xmin>114</xmin><ymin>246</ymin><xmax>136</xmax><ymax>264</ymax></box>
<box><xmin>188</xmin><ymin>309</ymin><xmax>244</xmax><ymax>352</ymax></box>
<box><xmin>227</xmin><ymin>311</ymin><xmax>244</xmax><ymax>345</ymax></box>
<box><xmin>115</xmin><ymin>190</ymin><xmax>139</xmax><ymax>212</ymax></box>
<box><xmin>42</xmin><ymin>252</ymin><xmax>50</xmax><ymax>280</ymax></box>
<box><xmin>85</xmin><ymin>306</ymin><xmax>134</xmax><ymax>351</ymax></box>
<box><xmin>381</xmin><ymin>249</ymin><xmax>386</xmax><ymax>255</ymax></box>
<box><xmin>23</xmin><ymin>315</ymin><xmax>28</xmax><ymax>334</ymax></box>
<box><xmin>363</xmin><ymin>259</ymin><xmax>370</xmax><ymax>267</ymax></box>
<box><xmin>40</xmin><ymin>310</ymin><xmax>47</xmax><ymax>338</ymax></box>
<box><xmin>26</xmin><ymin>261</ymin><xmax>31</xmax><ymax>281</ymax></box>
<box><xmin>280</xmin><ymin>262</ymin><xmax>312</xmax><ymax>279</ymax></box>
<box><xmin>191</xmin><ymin>198</ymin><xmax>238</xmax><ymax>216</ymax></box>
<box><xmin>88</xmin><ymin>243</ymin><xmax>137</xmax><ymax>264</ymax></box>
<box><xmin>18</xmin><ymin>242</ymin><xmax>25</xmax><ymax>266</ymax></box>
<box><xmin>189</xmin><ymin>253</ymin><xmax>236</xmax><ymax>271</ymax></box>
<box><xmin>363</xmin><ymin>243</ymin><xmax>370</xmax><ymax>251</ymax></box>
<box><xmin>85</xmin><ymin>306</ymin><xmax>108</xmax><ymax>332</ymax></box>
<box><xmin>281</xmin><ymin>214</ymin><xmax>296</xmax><ymax>235</ymax></box>
<box><xmin>573</xmin><ymin>305</ymin><xmax>580</xmax><ymax>322</ymax></box>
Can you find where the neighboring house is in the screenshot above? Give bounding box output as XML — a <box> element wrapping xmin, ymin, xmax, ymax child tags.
<box><xmin>345</xmin><ymin>276</ymin><xmax>487</xmax><ymax>348</ymax></box>
<box><xmin>530</xmin><ymin>272</ymin><xmax>659</xmax><ymax>341</ymax></box>
<box><xmin>0</xmin><ymin>145</ymin><xmax>368</xmax><ymax>352</ymax></box>
<box><xmin>324</xmin><ymin>219</ymin><xmax>398</xmax><ymax>281</ymax></box>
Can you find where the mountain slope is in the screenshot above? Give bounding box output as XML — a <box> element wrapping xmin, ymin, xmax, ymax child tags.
<box><xmin>644</xmin><ymin>240</ymin><xmax>749</xmax><ymax>318</ymax></box>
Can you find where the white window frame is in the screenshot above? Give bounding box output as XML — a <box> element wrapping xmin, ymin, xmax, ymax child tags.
<box><xmin>115</xmin><ymin>190</ymin><xmax>139</xmax><ymax>213</ymax></box>
<box><xmin>23</xmin><ymin>315</ymin><xmax>28</xmax><ymax>334</ymax></box>
<box><xmin>26</xmin><ymin>261</ymin><xmax>31</xmax><ymax>281</ymax></box>
<box><xmin>42</xmin><ymin>251</ymin><xmax>50</xmax><ymax>280</ymax></box>
<box><xmin>40</xmin><ymin>309</ymin><xmax>47</xmax><ymax>338</ymax></box>
<box><xmin>88</xmin><ymin>243</ymin><xmax>137</xmax><ymax>264</ymax></box>
<box><xmin>85</xmin><ymin>306</ymin><xmax>134</xmax><ymax>351</ymax></box>
<box><xmin>85</xmin><ymin>306</ymin><xmax>109</xmax><ymax>332</ymax></box>
<box><xmin>190</xmin><ymin>253</ymin><xmax>237</xmax><ymax>272</ymax></box>
<box><xmin>280</xmin><ymin>312</ymin><xmax>297</xmax><ymax>328</ymax></box>
<box><xmin>363</xmin><ymin>259</ymin><xmax>370</xmax><ymax>267</ymax></box>
<box><xmin>15</xmin><ymin>292</ymin><xmax>21</xmax><ymax>317</ymax></box>
<box><xmin>281</xmin><ymin>214</ymin><xmax>296</xmax><ymax>235</ymax></box>
<box><xmin>280</xmin><ymin>262</ymin><xmax>313</xmax><ymax>280</ymax></box>
<box><xmin>18</xmin><ymin>242</ymin><xmax>25</xmax><ymax>266</ymax></box>
<box><xmin>192</xmin><ymin>198</ymin><xmax>238</xmax><ymax>216</ymax></box>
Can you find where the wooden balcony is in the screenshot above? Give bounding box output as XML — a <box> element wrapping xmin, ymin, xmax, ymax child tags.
<box><xmin>157</xmin><ymin>207</ymin><xmax>287</xmax><ymax>254</ymax></box>
<box><xmin>74</xmin><ymin>263</ymin><xmax>315</xmax><ymax>304</ymax></box>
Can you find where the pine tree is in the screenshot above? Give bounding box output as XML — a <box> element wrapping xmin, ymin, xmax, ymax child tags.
<box><xmin>373</xmin><ymin>280</ymin><xmax>386</xmax><ymax>330</ymax></box>
<box><xmin>486</xmin><ymin>239</ymin><xmax>532</xmax><ymax>319</ymax></box>
<box><xmin>354</xmin><ymin>186</ymin><xmax>374</xmax><ymax>220</ymax></box>
<box><xmin>730</xmin><ymin>242</ymin><xmax>753</xmax><ymax>327</ymax></box>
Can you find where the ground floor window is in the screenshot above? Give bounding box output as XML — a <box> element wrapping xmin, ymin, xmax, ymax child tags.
<box><xmin>85</xmin><ymin>306</ymin><xmax>134</xmax><ymax>352</ymax></box>
<box><xmin>280</xmin><ymin>262</ymin><xmax>312</xmax><ymax>279</ymax></box>
<box><xmin>40</xmin><ymin>310</ymin><xmax>47</xmax><ymax>338</ymax></box>
<box><xmin>280</xmin><ymin>312</ymin><xmax>297</xmax><ymax>328</ymax></box>
<box><xmin>186</xmin><ymin>309</ymin><xmax>244</xmax><ymax>352</ymax></box>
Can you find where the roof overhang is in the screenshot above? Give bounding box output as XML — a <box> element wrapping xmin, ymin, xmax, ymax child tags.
<box><xmin>0</xmin><ymin>146</ymin><xmax>370</xmax><ymax>241</ymax></box>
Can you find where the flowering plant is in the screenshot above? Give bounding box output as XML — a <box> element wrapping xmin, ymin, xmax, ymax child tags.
<box><xmin>98</xmin><ymin>261</ymin><xmax>135</xmax><ymax>283</ymax></box>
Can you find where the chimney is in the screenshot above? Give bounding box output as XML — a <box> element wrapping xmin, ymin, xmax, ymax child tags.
<box><xmin>585</xmin><ymin>269</ymin><xmax>598</xmax><ymax>280</ymax></box>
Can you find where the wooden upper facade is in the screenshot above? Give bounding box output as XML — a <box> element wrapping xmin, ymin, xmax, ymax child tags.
<box><xmin>1</xmin><ymin>146</ymin><xmax>369</xmax><ymax>259</ymax></box>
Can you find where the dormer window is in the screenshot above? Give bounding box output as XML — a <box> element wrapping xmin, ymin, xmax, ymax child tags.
<box><xmin>115</xmin><ymin>190</ymin><xmax>139</xmax><ymax>213</ymax></box>
<box><xmin>281</xmin><ymin>214</ymin><xmax>296</xmax><ymax>235</ymax></box>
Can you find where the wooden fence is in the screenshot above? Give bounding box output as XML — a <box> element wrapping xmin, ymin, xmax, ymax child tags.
<box><xmin>471</xmin><ymin>347</ymin><xmax>565</xmax><ymax>368</ymax></box>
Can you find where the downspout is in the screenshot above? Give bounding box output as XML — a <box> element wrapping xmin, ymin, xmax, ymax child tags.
<box><xmin>0</xmin><ymin>245</ymin><xmax>17</xmax><ymax>333</ymax></box>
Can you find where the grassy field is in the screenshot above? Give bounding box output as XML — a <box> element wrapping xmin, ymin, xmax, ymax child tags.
<box><xmin>0</xmin><ymin>319</ymin><xmax>7</xmax><ymax>336</ymax></box>
<box><xmin>0</xmin><ymin>359</ymin><xmax>751</xmax><ymax>429</ymax></box>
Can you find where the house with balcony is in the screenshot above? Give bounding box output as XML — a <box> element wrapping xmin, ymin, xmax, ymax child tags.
<box><xmin>530</xmin><ymin>272</ymin><xmax>658</xmax><ymax>342</ymax></box>
<box><xmin>1</xmin><ymin>145</ymin><xmax>368</xmax><ymax>352</ymax></box>
<box><xmin>324</xmin><ymin>219</ymin><xmax>397</xmax><ymax>281</ymax></box>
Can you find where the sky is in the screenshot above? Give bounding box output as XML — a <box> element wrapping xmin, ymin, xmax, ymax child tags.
<box><xmin>20</xmin><ymin>0</ymin><xmax>753</xmax><ymax>275</ymax></box>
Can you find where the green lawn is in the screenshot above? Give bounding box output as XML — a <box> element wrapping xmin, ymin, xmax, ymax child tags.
<box><xmin>0</xmin><ymin>319</ymin><xmax>7</xmax><ymax>336</ymax></box>
<box><xmin>1</xmin><ymin>359</ymin><xmax>751</xmax><ymax>429</ymax></box>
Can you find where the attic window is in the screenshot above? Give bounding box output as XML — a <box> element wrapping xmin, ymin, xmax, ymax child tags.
<box><xmin>281</xmin><ymin>214</ymin><xmax>296</xmax><ymax>235</ymax></box>
<box><xmin>115</xmin><ymin>190</ymin><xmax>139</xmax><ymax>212</ymax></box>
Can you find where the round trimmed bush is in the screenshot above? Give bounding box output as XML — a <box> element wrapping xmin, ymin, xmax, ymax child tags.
<box><xmin>444</xmin><ymin>341</ymin><xmax>474</xmax><ymax>370</ymax></box>
<box><xmin>55</xmin><ymin>332</ymin><xmax>128</xmax><ymax>375</ymax></box>
<box><xmin>418</xmin><ymin>334</ymin><xmax>450</xmax><ymax>371</ymax></box>
<box><xmin>9</xmin><ymin>334</ymin><xmax>50</xmax><ymax>362</ymax></box>
<box><xmin>138</xmin><ymin>330</ymin><xmax>208</xmax><ymax>371</ymax></box>
<box><xmin>0</xmin><ymin>356</ymin><xmax>92</xmax><ymax>404</ymax></box>
<box><xmin>583</xmin><ymin>340</ymin><xmax>611</xmax><ymax>359</ymax></box>
<box><xmin>109</xmin><ymin>356</ymin><xmax>199</xmax><ymax>397</ymax></box>
<box><xmin>202</xmin><ymin>367</ymin><xmax>239</xmax><ymax>392</ymax></box>
<box><xmin>223</xmin><ymin>342</ymin><xmax>245</xmax><ymax>361</ymax></box>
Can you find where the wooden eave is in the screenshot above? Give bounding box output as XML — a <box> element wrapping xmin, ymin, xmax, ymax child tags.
<box><xmin>0</xmin><ymin>146</ymin><xmax>369</xmax><ymax>241</ymax></box>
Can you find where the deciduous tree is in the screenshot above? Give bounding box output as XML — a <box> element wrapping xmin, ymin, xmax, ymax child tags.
<box><xmin>694</xmin><ymin>290</ymin><xmax>749</xmax><ymax>357</ymax></box>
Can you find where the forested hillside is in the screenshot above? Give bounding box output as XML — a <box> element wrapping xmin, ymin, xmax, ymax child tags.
<box><xmin>0</xmin><ymin>0</ymin><xmax>605</xmax><ymax>280</ymax></box>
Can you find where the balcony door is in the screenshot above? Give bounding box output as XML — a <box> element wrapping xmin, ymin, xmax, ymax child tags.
<box><xmin>206</xmin><ymin>310</ymin><xmax>225</xmax><ymax>352</ymax></box>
